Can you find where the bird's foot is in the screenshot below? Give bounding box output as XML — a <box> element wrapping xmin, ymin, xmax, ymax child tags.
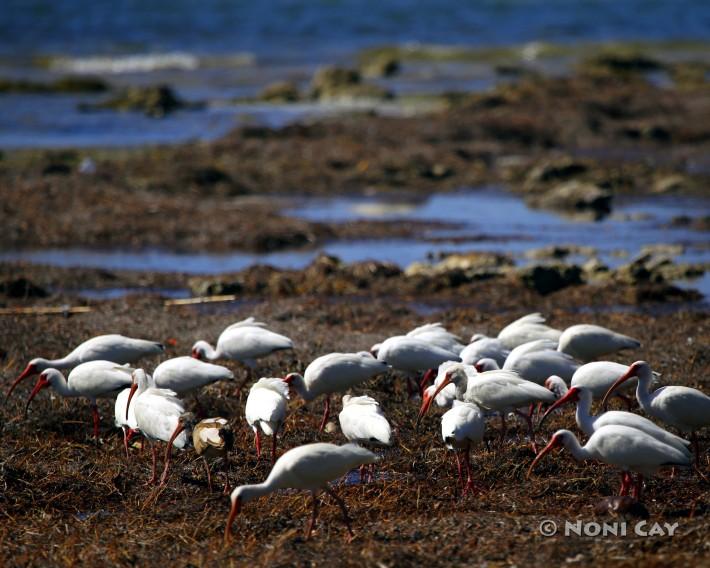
<box><xmin>462</xmin><ymin>480</ymin><xmax>484</xmax><ymax>498</ymax></box>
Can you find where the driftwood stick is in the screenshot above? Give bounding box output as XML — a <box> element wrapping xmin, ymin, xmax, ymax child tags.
<box><xmin>0</xmin><ymin>306</ymin><xmax>91</xmax><ymax>315</ymax></box>
<box><xmin>164</xmin><ymin>295</ymin><xmax>237</xmax><ymax>307</ymax></box>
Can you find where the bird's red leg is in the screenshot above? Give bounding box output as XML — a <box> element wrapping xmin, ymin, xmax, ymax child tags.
<box><xmin>325</xmin><ymin>486</ymin><xmax>354</xmax><ymax>542</ymax></box>
<box><xmin>254</xmin><ymin>428</ymin><xmax>262</xmax><ymax>458</ymax></box>
<box><xmin>462</xmin><ymin>446</ymin><xmax>481</xmax><ymax>496</ymax></box>
<box><xmin>369</xmin><ymin>462</ymin><xmax>376</xmax><ymax>482</ymax></box>
<box><xmin>90</xmin><ymin>403</ymin><xmax>101</xmax><ymax>440</ymax></box>
<box><xmin>271</xmin><ymin>429</ymin><xmax>278</xmax><ymax>467</ymax></box>
<box><xmin>359</xmin><ymin>464</ymin><xmax>366</xmax><ymax>483</ymax></box>
<box><xmin>534</xmin><ymin>402</ymin><xmax>543</xmax><ymax>424</ymax></box>
<box><xmin>318</xmin><ymin>397</ymin><xmax>330</xmax><ymax>433</ymax></box>
<box><xmin>203</xmin><ymin>456</ymin><xmax>213</xmax><ymax>492</ymax></box>
<box><xmin>306</xmin><ymin>491</ymin><xmax>319</xmax><ymax>540</ymax></box>
<box><xmin>122</xmin><ymin>427</ymin><xmax>131</xmax><ymax>460</ymax></box>
<box><xmin>159</xmin><ymin>420</ymin><xmax>185</xmax><ymax>486</ymax></box>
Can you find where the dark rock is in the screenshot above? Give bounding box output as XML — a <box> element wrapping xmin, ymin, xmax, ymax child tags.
<box><xmin>527</xmin><ymin>181</ymin><xmax>612</xmax><ymax>217</ymax></box>
<box><xmin>667</xmin><ymin>215</ymin><xmax>710</xmax><ymax>232</ymax></box>
<box><xmin>517</xmin><ymin>264</ymin><xmax>583</xmax><ymax>295</ymax></box>
<box><xmin>310</xmin><ymin>66</ymin><xmax>392</xmax><ymax>100</ymax></box>
<box><xmin>0</xmin><ymin>75</ymin><xmax>108</xmax><ymax>93</ymax></box>
<box><xmin>0</xmin><ymin>278</ymin><xmax>48</xmax><ymax>298</ymax></box>
<box><xmin>582</xmin><ymin>50</ymin><xmax>664</xmax><ymax>74</ymax></box>
<box><xmin>83</xmin><ymin>85</ymin><xmax>189</xmax><ymax>117</ymax></box>
<box><xmin>259</xmin><ymin>81</ymin><xmax>300</xmax><ymax>102</ymax></box>
<box><xmin>525</xmin><ymin>158</ymin><xmax>588</xmax><ymax>186</ymax></box>
<box><xmin>359</xmin><ymin>53</ymin><xmax>400</xmax><ymax>78</ymax></box>
<box><xmin>189</xmin><ymin>279</ymin><xmax>243</xmax><ymax>297</ymax></box>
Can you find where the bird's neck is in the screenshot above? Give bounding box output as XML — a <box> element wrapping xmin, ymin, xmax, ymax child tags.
<box><xmin>290</xmin><ymin>375</ymin><xmax>314</xmax><ymax>400</ymax></box>
<box><xmin>575</xmin><ymin>396</ymin><xmax>595</xmax><ymax>437</ymax></box>
<box><xmin>563</xmin><ymin>434</ymin><xmax>591</xmax><ymax>461</ymax></box>
<box><xmin>635</xmin><ymin>370</ymin><xmax>654</xmax><ymax>412</ymax></box>
<box><xmin>38</xmin><ymin>356</ymin><xmax>74</xmax><ymax>371</ymax></box>
<box><xmin>203</xmin><ymin>343</ymin><xmax>220</xmax><ymax>361</ymax></box>
<box><xmin>51</xmin><ymin>374</ymin><xmax>77</xmax><ymax>397</ymax></box>
<box><xmin>238</xmin><ymin>482</ymin><xmax>278</xmax><ymax>504</ymax></box>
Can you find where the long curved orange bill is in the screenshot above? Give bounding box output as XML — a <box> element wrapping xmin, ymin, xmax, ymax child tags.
<box><xmin>224</xmin><ymin>497</ymin><xmax>241</xmax><ymax>545</ymax></box>
<box><xmin>125</xmin><ymin>382</ymin><xmax>139</xmax><ymax>420</ymax></box>
<box><xmin>527</xmin><ymin>436</ymin><xmax>560</xmax><ymax>478</ymax></box>
<box><xmin>538</xmin><ymin>387</ymin><xmax>578</xmax><ymax>430</ymax></box>
<box><xmin>601</xmin><ymin>368</ymin><xmax>635</xmax><ymax>410</ymax></box>
<box><xmin>416</xmin><ymin>376</ymin><xmax>451</xmax><ymax>428</ymax></box>
<box><xmin>6</xmin><ymin>364</ymin><xmax>36</xmax><ymax>400</ymax></box>
<box><xmin>24</xmin><ymin>375</ymin><xmax>49</xmax><ymax>417</ymax></box>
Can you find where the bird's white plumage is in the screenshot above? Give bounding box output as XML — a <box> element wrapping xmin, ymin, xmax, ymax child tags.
<box><xmin>245</xmin><ymin>377</ymin><xmax>289</xmax><ymax>436</ymax></box>
<box><xmin>406</xmin><ymin>323</ymin><xmax>465</xmax><ymax>354</ymax></box>
<box><xmin>497</xmin><ymin>313</ymin><xmax>562</xmax><ymax>349</ymax></box>
<box><xmin>571</xmin><ymin>361</ymin><xmax>636</xmax><ymax>398</ymax></box>
<box><xmin>441</xmin><ymin>401</ymin><xmax>485</xmax><ymax>450</ymax></box>
<box><xmin>460</xmin><ymin>336</ymin><xmax>510</xmax><ymax>367</ymax></box>
<box><xmin>153</xmin><ymin>356</ymin><xmax>234</xmax><ymax>393</ymax></box>
<box><xmin>339</xmin><ymin>394</ymin><xmax>392</xmax><ymax>446</ymax></box>
<box><xmin>115</xmin><ymin>386</ymin><xmax>138</xmax><ymax>431</ymax></box>
<box><xmin>558</xmin><ymin>324</ymin><xmax>640</xmax><ymax>362</ymax></box>
<box><xmin>44</xmin><ymin>360</ymin><xmax>134</xmax><ymax>400</ymax></box>
<box><xmin>503</xmin><ymin>341</ymin><xmax>579</xmax><ymax>385</ymax></box>
<box><xmin>377</xmin><ymin>336</ymin><xmax>460</xmax><ymax>373</ymax></box>
<box><xmin>132</xmin><ymin>370</ymin><xmax>190</xmax><ymax>448</ymax></box>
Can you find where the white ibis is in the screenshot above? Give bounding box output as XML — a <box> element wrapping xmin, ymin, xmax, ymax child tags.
<box><xmin>224</xmin><ymin>443</ymin><xmax>377</xmax><ymax>543</ymax></box>
<box><xmin>544</xmin><ymin>375</ymin><xmax>569</xmax><ymax>399</ymax></box>
<box><xmin>539</xmin><ymin>385</ymin><xmax>691</xmax><ymax>456</ymax></box>
<box><xmin>191</xmin><ymin>317</ymin><xmax>293</xmax><ymax>390</ymax></box>
<box><xmin>8</xmin><ymin>334</ymin><xmax>164</xmax><ymax>398</ymax></box>
<box><xmin>285</xmin><ymin>352</ymin><xmax>389</xmax><ymax>431</ymax></box>
<box><xmin>376</xmin><ymin>335</ymin><xmax>460</xmax><ymax>397</ymax></box>
<box><xmin>125</xmin><ymin>369</ymin><xmax>193</xmax><ymax>487</ymax></box>
<box><xmin>153</xmin><ymin>356</ymin><xmax>234</xmax><ymax>397</ymax></box>
<box><xmin>406</xmin><ymin>323</ymin><xmax>465</xmax><ymax>354</ymax></box>
<box><xmin>497</xmin><ymin>313</ymin><xmax>561</xmax><ymax>350</ymax></box>
<box><xmin>528</xmin><ymin>425</ymin><xmax>691</xmax><ymax>499</ymax></box>
<box><xmin>558</xmin><ymin>324</ymin><xmax>640</xmax><ymax>362</ymax></box>
<box><xmin>24</xmin><ymin>360</ymin><xmax>134</xmax><ymax>439</ymax></box>
<box><xmin>602</xmin><ymin>361</ymin><xmax>710</xmax><ymax>467</ymax></box>
<box><xmin>339</xmin><ymin>395</ymin><xmax>392</xmax><ymax>481</ymax></box>
<box><xmin>193</xmin><ymin>417</ymin><xmax>234</xmax><ymax>493</ymax></box>
<box><xmin>245</xmin><ymin>377</ymin><xmax>290</xmax><ymax>464</ymax></box>
<box><xmin>460</xmin><ymin>335</ymin><xmax>510</xmax><ymax>367</ymax></box>
<box><xmin>440</xmin><ymin>401</ymin><xmax>486</xmax><ymax>496</ymax></box>
<box><xmin>503</xmin><ymin>340</ymin><xmax>579</xmax><ymax>385</ymax></box>
<box><xmin>419</xmin><ymin>366</ymin><xmax>555</xmax><ymax>451</ymax></box>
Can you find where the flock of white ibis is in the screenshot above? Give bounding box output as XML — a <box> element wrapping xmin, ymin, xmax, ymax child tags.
<box><xmin>8</xmin><ymin>313</ymin><xmax>709</xmax><ymax>543</ymax></box>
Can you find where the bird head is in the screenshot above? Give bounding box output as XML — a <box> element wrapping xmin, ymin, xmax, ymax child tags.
<box><xmin>527</xmin><ymin>430</ymin><xmax>570</xmax><ymax>477</ymax></box>
<box><xmin>7</xmin><ymin>357</ymin><xmax>50</xmax><ymax>399</ymax></box>
<box><xmin>416</xmin><ymin>367</ymin><xmax>464</xmax><ymax>427</ymax></box>
<box><xmin>474</xmin><ymin>358</ymin><xmax>499</xmax><ymax>372</ymax></box>
<box><xmin>124</xmin><ymin>369</ymin><xmax>148</xmax><ymax>419</ymax></box>
<box><xmin>538</xmin><ymin>386</ymin><xmax>581</xmax><ymax>430</ymax></box>
<box><xmin>190</xmin><ymin>341</ymin><xmax>209</xmax><ymax>360</ymax></box>
<box><xmin>24</xmin><ymin>369</ymin><xmax>55</xmax><ymax>417</ymax></box>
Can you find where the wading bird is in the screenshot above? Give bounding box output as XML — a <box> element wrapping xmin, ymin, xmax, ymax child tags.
<box><xmin>224</xmin><ymin>443</ymin><xmax>377</xmax><ymax>543</ymax></box>
<box><xmin>503</xmin><ymin>340</ymin><xmax>579</xmax><ymax>385</ymax></box>
<box><xmin>460</xmin><ymin>335</ymin><xmax>509</xmax><ymax>368</ymax></box>
<box><xmin>191</xmin><ymin>318</ymin><xmax>293</xmax><ymax>390</ymax></box>
<box><xmin>528</xmin><ymin>425</ymin><xmax>691</xmax><ymax>499</ymax></box>
<box><xmin>602</xmin><ymin>361</ymin><xmax>710</xmax><ymax>467</ymax></box>
<box><xmin>245</xmin><ymin>377</ymin><xmax>289</xmax><ymax>464</ymax></box>
<box><xmin>440</xmin><ymin>400</ymin><xmax>486</xmax><ymax>496</ymax></box>
<box><xmin>339</xmin><ymin>394</ymin><xmax>392</xmax><ymax>481</ymax></box>
<box><xmin>8</xmin><ymin>334</ymin><xmax>163</xmax><ymax>398</ymax></box>
<box><xmin>285</xmin><ymin>352</ymin><xmax>389</xmax><ymax>431</ymax></box>
<box><xmin>125</xmin><ymin>369</ymin><xmax>193</xmax><ymax>487</ymax></box>
<box><xmin>24</xmin><ymin>360</ymin><xmax>134</xmax><ymax>439</ymax></box>
<box><xmin>558</xmin><ymin>324</ymin><xmax>640</xmax><ymax>362</ymax></box>
<box><xmin>153</xmin><ymin>356</ymin><xmax>234</xmax><ymax>395</ymax></box>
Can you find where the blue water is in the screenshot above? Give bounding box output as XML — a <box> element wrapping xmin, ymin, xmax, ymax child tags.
<box><xmin>2</xmin><ymin>189</ymin><xmax>708</xmax><ymax>294</ymax></box>
<box><xmin>1</xmin><ymin>1</ymin><xmax>710</xmax><ymax>148</ymax></box>
<box><xmin>2</xmin><ymin>1</ymin><xmax>709</xmax><ymax>61</ymax></box>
